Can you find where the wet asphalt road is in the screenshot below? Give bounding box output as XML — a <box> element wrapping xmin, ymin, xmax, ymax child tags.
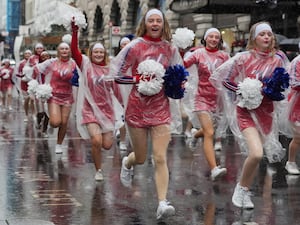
<box><xmin>0</xmin><ymin>98</ymin><xmax>300</xmax><ymax>225</ymax></box>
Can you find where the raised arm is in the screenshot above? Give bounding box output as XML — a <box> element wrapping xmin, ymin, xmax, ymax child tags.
<box><xmin>71</xmin><ymin>18</ymin><xmax>83</xmax><ymax>67</ymax></box>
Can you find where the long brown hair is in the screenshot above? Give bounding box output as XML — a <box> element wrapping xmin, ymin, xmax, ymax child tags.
<box><xmin>135</xmin><ymin>9</ymin><xmax>172</xmax><ymax>42</ymax></box>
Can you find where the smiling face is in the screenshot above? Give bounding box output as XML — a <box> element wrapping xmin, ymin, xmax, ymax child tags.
<box><xmin>24</xmin><ymin>51</ymin><xmax>32</xmax><ymax>60</ymax></box>
<box><xmin>35</xmin><ymin>46</ymin><xmax>44</xmax><ymax>56</ymax></box>
<box><xmin>40</xmin><ymin>52</ymin><xmax>50</xmax><ymax>62</ymax></box>
<box><xmin>255</xmin><ymin>30</ymin><xmax>273</xmax><ymax>52</ymax></box>
<box><xmin>91</xmin><ymin>48</ymin><xmax>105</xmax><ymax>64</ymax></box>
<box><xmin>205</xmin><ymin>31</ymin><xmax>221</xmax><ymax>50</ymax></box>
<box><xmin>58</xmin><ymin>44</ymin><xmax>70</xmax><ymax>59</ymax></box>
<box><xmin>145</xmin><ymin>14</ymin><xmax>163</xmax><ymax>39</ymax></box>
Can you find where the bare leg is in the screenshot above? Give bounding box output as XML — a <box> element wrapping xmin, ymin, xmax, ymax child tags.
<box><xmin>240</xmin><ymin>127</ymin><xmax>263</xmax><ymax>188</ymax></box>
<box><xmin>288</xmin><ymin>136</ymin><xmax>300</xmax><ymax>162</ymax></box>
<box><xmin>198</xmin><ymin>112</ymin><xmax>216</xmax><ymax>169</ymax></box>
<box><xmin>126</xmin><ymin>126</ymin><xmax>148</xmax><ymax>167</ymax></box>
<box><xmin>151</xmin><ymin>125</ymin><xmax>171</xmax><ymax>201</ymax></box>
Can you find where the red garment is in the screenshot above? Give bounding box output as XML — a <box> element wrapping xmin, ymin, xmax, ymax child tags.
<box><xmin>81</xmin><ymin>64</ymin><xmax>120</xmax><ymax>125</ymax></box>
<box><xmin>71</xmin><ymin>28</ymin><xmax>122</xmax><ymax>129</ymax></box>
<box><xmin>17</xmin><ymin>59</ymin><xmax>29</xmax><ymax>91</ymax></box>
<box><xmin>35</xmin><ymin>58</ymin><xmax>76</xmax><ymax>105</ymax></box>
<box><xmin>49</xmin><ymin>59</ymin><xmax>76</xmax><ymax>105</ymax></box>
<box><xmin>184</xmin><ymin>47</ymin><xmax>229</xmax><ymax>112</ymax></box>
<box><xmin>288</xmin><ymin>55</ymin><xmax>300</xmax><ymax>123</ymax></box>
<box><xmin>28</xmin><ymin>54</ymin><xmax>40</xmax><ymax>67</ymax></box>
<box><xmin>120</xmin><ymin>36</ymin><xmax>180</xmax><ymax>128</ymax></box>
<box><xmin>224</xmin><ymin>50</ymin><xmax>286</xmax><ymax>134</ymax></box>
<box><xmin>0</xmin><ymin>66</ymin><xmax>13</xmax><ymax>91</ymax></box>
<box><xmin>71</xmin><ymin>29</ymin><xmax>82</xmax><ymax>67</ymax></box>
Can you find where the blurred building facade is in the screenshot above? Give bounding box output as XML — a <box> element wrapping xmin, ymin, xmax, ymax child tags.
<box><xmin>8</xmin><ymin>0</ymin><xmax>300</xmax><ymax>58</ymax></box>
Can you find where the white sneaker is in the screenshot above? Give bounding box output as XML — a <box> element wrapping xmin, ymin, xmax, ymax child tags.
<box><xmin>184</xmin><ymin>130</ymin><xmax>191</xmax><ymax>139</ymax></box>
<box><xmin>188</xmin><ymin>128</ymin><xmax>198</xmax><ymax>149</ymax></box>
<box><xmin>211</xmin><ymin>166</ymin><xmax>227</xmax><ymax>181</ymax></box>
<box><xmin>55</xmin><ymin>144</ymin><xmax>63</xmax><ymax>154</ymax></box>
<box><xmin>41</xmin><ymin>132</ymin><xmax>49</xmax><ymax>138</ymax></box>
<box><xmin>94</xmin><ymin>169</ymin><xmax>104</xmax><ymax>181</ymax></box>
<box><xmin>285</xmin><ymin>161</ymin><xmax>300</xmax><ymax>175</ymax></box>
<box><xmin>120</xmin><ymin>156</ymin><xmax>133</xmax><ymax>187</ymax></box>
<box><xmin>119</xmin><ymin>141</ymin><xmax>127</xmax><ymax>151</ymax></box>
<box><xmin>156</xmin><ymin>200</ymin><xmax>175</xmax><ymax>220</ymax></box>
<box><xmin>232</xmin><ymin>183</ymin><xmax>254</xmax><ymax>209</ymax></box>
<box><xmin>214</xmin><ymin>141</ymin><xmax>222</xmax><ymax>151</ymax></box>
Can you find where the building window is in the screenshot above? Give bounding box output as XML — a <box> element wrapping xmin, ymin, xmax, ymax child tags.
<box><xmin>82</xmin><ymin>11</ymin><xmax>88</xmax><ymax>36</ymax></box>
<box><xmin>110</xmin><ymin>0</ymin><xmax>121</xmax><ymax>26</ymax></box>
<box><xmin>94</xmin><ymin>5</ymin><xmax>103</xmax><ymax>33</ymax></box>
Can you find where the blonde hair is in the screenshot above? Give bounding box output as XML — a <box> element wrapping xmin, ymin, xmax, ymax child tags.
<box><xmin>135</xmin><ymin>9</ymin><xmax>172</xmax><ymax>42</ymax></box>
<box><xmin>56</xmin><ymin>43</ymin><xmax>71</xmax><ymax>59</ymax></box>
<box><xmin>246</xmin><ymin>21</ymin><xmax>275</xmax><ymax>54</ymax></box>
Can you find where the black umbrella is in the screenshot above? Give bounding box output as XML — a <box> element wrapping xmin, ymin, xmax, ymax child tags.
<box><xmin>280</xmin><ymin>38</ymin><xmax>300</xmax><ymax>45</ymax></box>
<box><xmin>279</xmin><ymin>38</ymin><xmax>300</xmax><ymax>52</ymax></box>
<box><xmin>275</xmin><ymin>34</ymin><xmax>287</xmax><ymax>43</ymax></box>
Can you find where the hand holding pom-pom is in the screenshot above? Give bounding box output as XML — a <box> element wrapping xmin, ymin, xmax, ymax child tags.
<box><xmin>71</xmin><ymin>17</ymin><xmax>79</xmax><ymax>32</ymax></box>
<box><xmin>236</xmin><ymin>78</ymin><xmax>263</xmax><ymax>110</ymax></box>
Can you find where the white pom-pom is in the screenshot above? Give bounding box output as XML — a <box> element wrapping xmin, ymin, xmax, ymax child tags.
<box><xmin>35</xmin><ymin>84</ymin><xmax>53</xmax><ymax>100</ymax></box>
<box><xmin>1</xmin><ymin>69</ymin><xmax>10</xmax><ymax>79</ymax></box>
<box><xmin>136</xmin><ymin>59</ymin><xmax>165</xmax><ymax>96</ymax></box>
<box><xmin>73</xmin><ymin>16</ymin><xmax>87</xmax><ymax>29</ymax></box>
<box><xmin>137</xmin><ymin>79</ymin><xmax>164</xmax><ymax>96</ymax></box>
<box><xmin>137</xmin><ymin>59</ymin><xmax>166</xmax><ymax>78</ymax></box>
<box><xmin>172</xmin><ymin>27</ymin><xmax>195</xmax><ymax>49</ymax></box>
<box><xmin>27</xmin><ymin>79</ymin><xmax>39</xmax><ymax>96</ymax></box>
<box><xmin>62</xmin><ymin>34</ymin><xmax>72</xmax><ymax>44</ymax></box>
<box><xmin>236</xmin><ymin>78</ymin><xmax>263</xmax><ymax>110</ymax></box>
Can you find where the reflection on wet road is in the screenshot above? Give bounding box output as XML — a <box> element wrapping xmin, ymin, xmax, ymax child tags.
<box><xmin>0</xmin><ymin>100</ymin><xmax>299</xmax><ymax>225</ymax></box>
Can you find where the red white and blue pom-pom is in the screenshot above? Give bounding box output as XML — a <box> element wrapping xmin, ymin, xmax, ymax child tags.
<box><xmin>262</xmin><ymin>67</ymin><xmax>290</xmax><ymax>101</ymax></box>
<box><xmin>136</xmin><ymin>59</ymin><xmax>165</xmax><ymax>96</ymax></box>
<box><xmin>70</xmin><ymin>68</ymin><xmax>79</xmax><ymax>87</ymax></box>
<box><xmin>236</xmin><ymin>78</ymin><xmax>264</xmax><ymax>110</ymax></box>
<box><xmin>163</xmin><ymin>64</ymin><xmax>189</xmax><ymax>99</ymax></box>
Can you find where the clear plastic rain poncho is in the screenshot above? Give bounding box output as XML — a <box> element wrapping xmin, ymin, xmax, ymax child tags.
<box><xmin>210</xmin><ymin>49</ymin><xmax>290</xmax><ymax>163</ymax></box>
<box><xmin>33</xmin><ymin>57</ymin><xmax>76</xmax><ymax>105</ymax></box>
<box><xmin>182</xmin><ymin>47</ymin><xmax>230</xmax><ymax>136</ymax></box>
<box><xmin>76</xmin><ymin>55</ymin><xmax>122</xmax><ymax>139</ymax></box>
<box><xmin>285</xmin><ymin>54</ymin><xmax>300</xmax><ymax>137</ymax></box>
<box><xmin>109</xmin><ymin>37</ymin><xmax>184</xmax><ymax>134</ymax></box>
